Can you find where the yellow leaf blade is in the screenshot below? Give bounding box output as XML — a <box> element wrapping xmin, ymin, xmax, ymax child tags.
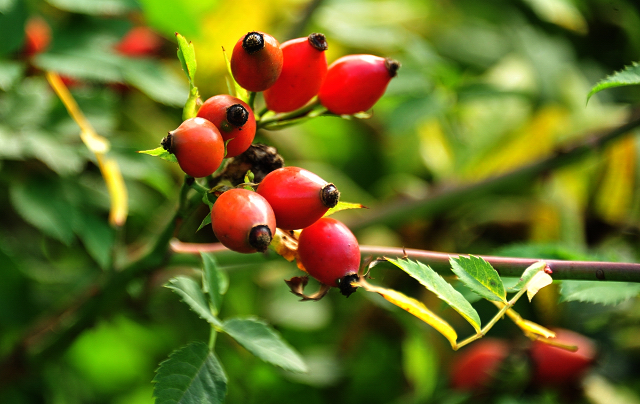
<box><xmin>360</xmin><ymin>280</ymin><xmax>458</xmax><ymax>348</ymax></box>
<box><xmin>99</xmin><ymin>157</ymin><xmax>128</xmax><ymax>227</ymax></box>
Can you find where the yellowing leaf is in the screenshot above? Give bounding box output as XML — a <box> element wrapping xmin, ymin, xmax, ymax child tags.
<box><xmin>595</xmin><ymin>136</ymin><xmax>636</xmax><ymax>224</ymax></box>
<box><xmin>359</xmin><ymin>280</ymin><xmax>458</xmax><ymax>348</ymax></box>
<box><xmin>45</xmin><ymin>71</ymin><xmax>128</xmax><ymax>227</ymax></box>
<box><xmin>519</xmin><ymin>319</ymin><xmax>556</xmax><ymax>339</ymax></box>
<box><xmin>271</xmin><ymin>228</ymin><xmax>300</xmax><ymax>263</ymax></box>
<box><xmin>526</xmin><ymin>271</ymin><xmax>553</xmax><ymax>301</ymax></box>
<box><xmin>418</xmin><ymin>119</ymin><xmax>454</xmax><ymax>179</ymax></box>
<box><xmin>323</xmin><ymin>201</ymin><xmax>367</xmax><ymax>217</ymax></box>
<box><xmin>100</xmin><ymin>157</ymin><xmax>128</xmax><ymax>227</ymax></box>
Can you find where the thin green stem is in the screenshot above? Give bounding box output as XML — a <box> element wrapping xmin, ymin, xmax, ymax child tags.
<box><xmin>256</xmin><ymin>99</ymin><xmax>322</xmax><ymax>129</ymax></box>
<box><xmin>455</xmin><ymin>281</ymin><xmax>529</xmax><ymax>350</ymax></box>
<box><xmin>248</xmin><ymin>92</ymin><xmax>257</xmax><ymax>112</ymax></box>
<box><xmin>209</xmin><ymin>327</ymin><xmax>218</xmax><ymax>350</ymax></box>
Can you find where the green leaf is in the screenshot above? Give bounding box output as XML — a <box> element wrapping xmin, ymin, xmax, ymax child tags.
<box><xmin>0</xmin><ymin>0</ymin><xmax>26</xmax><ymax>56</ymax></box>
<box><xmin>402</xmin><ymin>331</ymin><xmax>437</xmax><ymax>401</ymax></box>
<box><xmin>588</xmin><ymin>62</ymin><xmax>640</xmax><ymax>103</ymax></box>
<box><xmin>73</xmin><ymin>212</ymin><xmax>116</xmax><ymax>270</ymax></box>
<box><xmin>45</xmin><ymin>0</ymin><xmax>139</xmax><ymax>15</ymax></box>
<box><xmin>222</xmin><ymin>317</ymin><xmax>308</xmax><ymax>373</ymax></box>
<box><xmin>165</xmin><ymin>276</ymin><xmax>221</xmax><ymax>327</ymax></box>
<box><xmin>509</xmin><ymin>261</ymin><xmax>547</xmax><ymax>292</ymax></box>
<box><xmin>175</xmin><ymin>33</ymin><xmax>196</xmax><ymax>86</ymax></box>
<box><xmin>0</xmin><ymin>60</ymin><xmax>24</xmax><ymax>91</ymax></box>
<box><xmin>386</xmin><ymin>258</ymin><xmax>481</xmax><ymax>332</ymax></box>
<box><xmin>153</xmin><ymin>341</ymin><xmax>227</xmax><ymax>404</ymax></box>
<box><xmin>201</xmin><ymin>253</ymin><xmax>228</xmax><ymax>315</ymax></box>
<box><xmin>122</xmin><ymin>60</ymin><xmax>187</xmax><ymax>107</ymax></box>
<box><xmin>196</xmin><ymin>212</ymin><xmax>212</xmax><ymax>232</ymax></box>
<box><xmin>9</xmin><ymin>178</ymin><xmax>78</xmax><ymax>245</ymax></box>
<box><xmin>324</xmin><ymin>201</ymin><xmax>367</xmax><ymax>217</ymax></box>
<box><xmin>450</xmin><ymin>255</ymin><xmax>506</xmax><ymax>303</ymax></box>
<box><xmin>34</xmin><ymin>51</ymin><xmax>124</xmax><ymax>83</ymax></box>
<box><xmin>560</xmin><ymin>281</ymin><xmax>640</xmax><ymax>306</ymax></box>
<box><xmin>222</xmin><ymin>46</ymin><xmax>247</xmax><ymax>102</ymax></box>
<box><xmin>138</xmin><ymin>147</ymin><xmax>178</xmax><ymax>163</ymax></box>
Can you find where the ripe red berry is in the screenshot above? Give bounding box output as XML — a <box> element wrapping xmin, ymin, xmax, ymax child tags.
<box><xmin>24</xmin><ymin>16</ymin><xmax>51</xmax><ymax>57</ymax></box>
<box><xmin>530</xmin><ymin>328</ymin><xmax>596</xmax><ymax>387</ymax></box>
<box><xmin>212</xmin><ymin>189</ymin><xmax>276</xmax><ymax>254</ymax></box>
<box><xmin>115</xmin><ymin>26</ymin><xmax>163</xmax><ymax>57</ymax></box>
<box><xmin>297</xmin><ymin>218</ymin><xmax>360</xmax><ymax>296</ymax></box>
<box><xmin>449</xmin><ymin>339</ymin><xmax>509</xmax><ymax>392</ymax></box>
<box><xmin>196</xmin><ymin>94</ymin><xmax>256</xmax><ymax>158</ymax></box>
<box><xmin>256</xmin><ymin>167</ymin><xmax>339</xmax><ymax>230</ymax></box>
<box><xmin>318</xmin><ymin>54</ymin><xmax>400</xmax><ymax>115</ymax></box>
<box><xmin>161</xmin><ymin>117</ymin><xmax>224</xmax><ymax>178</ymax></box>
<box><xmin>263</xmin><ymin>33</ymin><xmax>328</xmax><ymax>113</ymax></box>
<box><xmin>230</xmin><ymin>31</ymin><xmax>283</xmax><ymax>92</ymax></box>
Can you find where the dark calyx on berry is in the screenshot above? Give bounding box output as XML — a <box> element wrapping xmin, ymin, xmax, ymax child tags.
<box><xmin>242</xmin><ymin>32</ymin><xmax>264</xmax><ymax>54</ymax></box>
<box><xmin>226</xmin><ymin>104</ymin><xmax>249</xmax><ymax>127</ymax></box>
<box><xmin>320</xmin><ymin>183</ymin><xmax>340</xmax><ymax>208</ymax></box>
<box><xmin>337</xmin><ymin>274</ymin><xmax>359</xmax><ymax>297</ymax></box>
<box><xmin>160</xmin><ymin>133</ymin><xmax>174</xmax><ymax>153</ymax></box>
<box><xmin>384</xmin><ymin>58</ymin><xmax>401</xmax><ymax>77</ymax></box>
<box><xmin>249</xmin><ymin>224</ymin><xmax>273</xmax><ymax>252</ymax></box>
<box><xmin>308</xmin><ymin>33</ymin><xmax>328</xmax><ymax>51</ymax></box>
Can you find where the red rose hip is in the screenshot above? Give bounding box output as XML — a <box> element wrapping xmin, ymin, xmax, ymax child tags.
<box><xmin>161</xmin><ymin>117</ymin><xmax>224</xmax><ymax>178</ymax></box>
<box><xmin>196</xmin><ymin>94</ymin><xmax>256</xmax><ymax>157</ymax></box>
<box><xmin>530</xmin><ymin>328</ymin><xmax>596</xmax><ymax>387</ymax></box>
<box><xmin>256</xmin><ymin>167</ymin><xmax>339</xmax><ymax>230</ymax></box>
<box><xmin>115</xmin><ymin>26</ymin><xmax>163</xmax><ymax>57</ymax></box>
<box><xmin>263</xmin><ymin>33</ymin><xmax>328</xmax><ymax>112</ymax></box>
<box><xmin>297</xmin><ymin>218</ymin><xmax>360</xmax><ymax>296</ymax></box>
<box><xmin>318</xmin><ymin>54</ymin><xmax>400</xmax><ymax>115</ymax></box>
<box><xmin>450</xmin><ymin>339</ymin><xmax>509</xmax><ymax>392</ymax></box>
<box><xmin>230</xmin><ymin>31</ymin><xmax>283</xmax><ymax>92</ymax></box>
<box><xmin>212</xmin><ymin>189</ymin><xmax>276</xmax><ymax>253</ymax></box>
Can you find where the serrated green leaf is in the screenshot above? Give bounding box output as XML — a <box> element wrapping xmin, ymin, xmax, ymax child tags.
<box><xmin>450</xmin><ymin>255</ymin><xmax>506</xmax><ymax>303</ymax></box>
<box><xmin>153</xmin><ymin>341</ymin><xmax>227</xmax><ymax>404</ymax></box>
<box><xmin>201</xmin><ymin>253</ymin><xmax>228</xmax><ymax>315</ymax></box>
<box><xmin>138</xmin><ymin>147</ymin><xmax>178</xmax><ymax>163</ymax></box>
<box><xmin>587</xmin><ymin>62</ymin><xmax>640</xmax><ymax>103</ymax></box>
<box><xmin>509</xmin><ymin>261</ymin><xmax>547</xmax><ymax>292</ymax></box>
<box><xmin>324</xmin><ymin>201</ymin><xmax>367</xmax><ymax>217</ymax></box>
<box><xmin>560</xmin><ymin>281</ymin><xmax>640</xmax><ymax>306</ymax></box>
<box><xmin>165</xmin><ymin>276</ymin><xmax>221</xmax><ymax>327</ymax></box>
<box><xmin>222</xmin><ymin>317</ymin><xmax>308</xmax><ymax>373</ymax></box>
<box><xmin>386</xmin><ymin>258</ymin><xmax>481</xmax><ymax>332</ymax></box>
<box><xmin>175</xmin><ymin>33</ymin><xmax>196</xmax><ymax>86</ymax></box>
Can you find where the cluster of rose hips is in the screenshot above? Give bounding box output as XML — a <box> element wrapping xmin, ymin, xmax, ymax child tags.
<box><xmin>161</xmin><ymin>31</ymin><xmax>400</xmax><ymax>296</ymax></box>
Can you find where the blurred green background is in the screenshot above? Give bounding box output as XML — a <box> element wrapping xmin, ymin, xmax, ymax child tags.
<box><xmin>2</xmin><ymin>0</ymin><xmax>640</xmax><ymax>403</ymax></box>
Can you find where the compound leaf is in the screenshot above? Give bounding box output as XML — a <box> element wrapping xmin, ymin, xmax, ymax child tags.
<box><xmin>560</xmin><ymin>281</ymin><xmax>640</xmax><ymax>306</ymax></box>
<box><xmin>165</xmin><ymin>276</ymin><xmax>221</xmax><ymax>327</ymax></box>
<box><xmin>450</xmin><ymin>255</ymin><xmax>506</xmax><ymax>303</ymax></box>
<box><xmin>153</xmin><ymin>341</ymin><xmax>227</xmax><ymax>404</ymax></box>
<box><xmin>222</xmin><ymin>317</ymin><xmax>307</xmax><ymax>373</ymax></box>
<box><xmin>387</xmin><ymin>258</ymin><xmax>481</xmax><ymax>332</ymax></box>
<box><xmin>588</xmin><ymin>62</ymin><xmax>640</xmax><ymax>103</ymax></box>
